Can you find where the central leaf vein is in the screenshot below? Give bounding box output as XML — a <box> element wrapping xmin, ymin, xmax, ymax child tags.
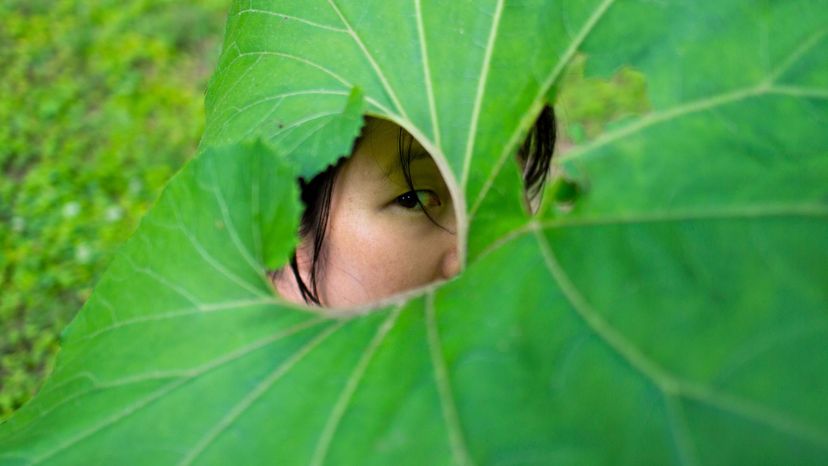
<box><xmin>426</xmin><ymin>292</ymin><xmax>474</xmax><ymax>466</ymax></box>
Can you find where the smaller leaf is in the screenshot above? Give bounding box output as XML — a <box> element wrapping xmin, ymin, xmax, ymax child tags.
<box><xmin>268</xmin><ymin>87</ymin><xmax>365</xmax><ymax>179</ymax></box>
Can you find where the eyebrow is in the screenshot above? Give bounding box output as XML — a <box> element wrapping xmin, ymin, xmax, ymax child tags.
<box><xmin>408</xmin><ymin>150</ymin><xmax>432</xmax><ymax>163</ymax></box>
<box><xmin>382</xmin><ymin>149</ymin><xmax>435</xmax><ymax>177</ymax></box>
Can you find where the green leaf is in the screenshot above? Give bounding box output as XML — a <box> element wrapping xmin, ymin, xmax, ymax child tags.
<box><xmin>2</xmin><ymin>1</ymin><xmax>828</xmax><ymax>465</ymax></box>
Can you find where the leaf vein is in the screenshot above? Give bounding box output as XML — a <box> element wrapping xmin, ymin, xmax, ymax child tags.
<box><xmin>215</xmin><ymin>89</ymin><xmax>350</xmax><ymax>137</ymax></box>
<box><xmin>469</xmin><ymin>0</ymin><xmax>617</xmax><ymax>216</ymax></box>
<box><xmin>414</xmin><ymin>0</ymin><xmax>441</xmax><ymax>148</ymax></box>
<box><xmin>475</xmin><ymin>204</ymin><xmax>828</xmax><ymax>266</ymax></box>
<box><xmin>235</xmin><ymin>8</ymin><xmax>349</xmax><ymax>33</ymax></box>
<box><xmin>72</xmin><ymin>297</ymin><xmax>280</xmax><ymax>343</ymax></box>
<box><xmin>168</xmin><ymin>198</ymin><xmax>270</xmax><ymax>298</ymax></box>
<box><xmin>178</xmin><ymin>321</ymin><xmax>346</xmax><ymax>465</ymax></box>
<box><xmin>677</xmin><ymin>383</ymin><xmax>828</xmax><ymax>450</ymax></box>
<box><xmin>238</xmin><ymin>51</ymin><xmax>351</xmax><ymax>87</ymax></box>
<box><xmin>426</xmin><ymin>292</ymin><xmax>474</xmax><ymax>466</ymax></box>
<box><xmin>559</xmin><ymin>85</ymin><xmax>766</xmax><ymax>163</ymax></box>
<box><xmin>310</xmin><ymin>306</ymin><xmax>402</xmax><ymax>466</ymax></box>
<box><xmin>664</xmin><ymin>394</ymin><xmax>699</xmax><ymax>466</ymax></box>
<box><xmin>461</xmin><ymin>0</ymin><xmax>505</xmax><ymax>189</ymax></box>
<box><xmin>532</xmin><ymin>225</ymin><xmax>674</xmax><ymax>387</ymax></box>
<box><xmin>533</xmin><ymin>225</ymin><xmax>828</xmax><ymax>450</ymax></box>
<box><xmin>763</xmin><ymin>28</ymin><xmax>827</xmax><ymax>85</ymax></box>
<box><xmin>326</xmin><ymin>0</ymin><xmax>410</xmax><ymax>120</ymax></box>
<box><xmin>29</xmin><ymin>317</ymin><xmax>328</xmax><ymax>463</ymax></box>
<box><xmin>207</xmin><ymin>160</ymin><xmax>273</xmax><ymax>292</ymax></box>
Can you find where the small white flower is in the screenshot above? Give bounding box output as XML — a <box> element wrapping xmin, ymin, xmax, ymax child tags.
<box><xmin>11</xmin><ymin>216</ymin><xmax>25</xmax><ymax>232</ymax></box>
<box><xmin>62</xmin><ymin>202</ymin><xmax>81</xmax><ymax>218</ymax></box>
<box><xmin>105</xmin><ymin>206</ymin><xmax>123</xmax><ymax>222</ymax></box>
<box><xmin>76</xmin><ymin>244</ymin><xmax>92</xmax><ymax>264</ymax></box>
<box><xmin>129</xmin><ymin>178</ymin><xmax>143</xmax><ymax>195</ymax></box>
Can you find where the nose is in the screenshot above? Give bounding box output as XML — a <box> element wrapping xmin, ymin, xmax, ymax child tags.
<box><xmin>441</xmin><ymin>245</ymin><xmax>460</xmax><ymax>279</ymax></box>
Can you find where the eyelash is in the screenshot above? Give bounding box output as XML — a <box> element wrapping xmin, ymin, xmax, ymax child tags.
<box><xmin>395</xmin><ymin>190</ymin><xmax>441</xmax><ymax>210</ymax></box>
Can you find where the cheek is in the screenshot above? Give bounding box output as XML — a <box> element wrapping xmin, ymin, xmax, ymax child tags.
<box><xmin>324</xmin><ymin>209</ymin><xmax>447</xmax><ymax>303</ymax></box>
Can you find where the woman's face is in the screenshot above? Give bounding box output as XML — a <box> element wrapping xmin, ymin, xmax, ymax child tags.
<box><xmin>276</xmin><ymin>118</ymin><xmax>459</xmax><ymax>308</ymax></box>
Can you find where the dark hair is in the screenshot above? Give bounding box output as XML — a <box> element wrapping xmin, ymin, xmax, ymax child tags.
<box><xmin>271</xmin><ymin>105</ymin><xmax>557</xmax><ymax>305</ymax></box>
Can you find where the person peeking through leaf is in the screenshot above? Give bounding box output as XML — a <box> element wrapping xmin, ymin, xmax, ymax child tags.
<box><xmin>270</xmin><ymin>107</ymin><xmax>556</xmax><ymax>307</ymax></box>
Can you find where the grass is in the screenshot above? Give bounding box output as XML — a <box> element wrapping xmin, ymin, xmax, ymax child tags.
<box><xmin>0</xmin><ymin>0</ymin><xmax>229</xmax><ymax>419</ymax></box>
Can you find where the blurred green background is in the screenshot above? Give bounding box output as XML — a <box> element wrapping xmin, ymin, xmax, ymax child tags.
<box><xmin>0</xmin><ymin>0</ymin><xmax>229</xmax><ymax>419</ymax></box>
<box><xmin>0</xmin><ymin>0</ymin><xmax>648</xmax><ymax>420</ymax></box>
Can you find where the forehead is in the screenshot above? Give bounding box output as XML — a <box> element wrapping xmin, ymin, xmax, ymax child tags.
<box><xmin>351</xmin><ymin>118</ymin><xmax>435</xmax><ymax>176</ymax></box>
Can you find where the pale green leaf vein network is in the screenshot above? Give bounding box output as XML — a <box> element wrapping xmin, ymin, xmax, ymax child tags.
<box><xmin>281</xmin><ymin>113</ymin><xmax>345</xmax><ymax>154</ymax></box>
<box><xmin>250</xmin><ymin>153</ymin><xmax>262</xmax><ymax>261</ymax></box>
<box><xmin>414</xmin><ymin>0</ymin><xmax>441</xmax><ymax>149</ymax></box>
<box><xmin>310</xmin><ymin>306</ymin><xmax>403</xmax><ymax>466</ymax></box>
<box><xmin>36</xmin><ymin>371</ymin><xmax>104</xmax><ymax>400</ymax></box>
<box><xmin>25</xmin><ymin>317</ymin><xmax>330</xmax><ymax>464</ymax></box>
<box><xmin>537</xmin><ymin>204</ymin><xmax>828</xmax><ymax>229</ymax></box>
<box><xmin>97</xmin><ymin>295</ymin><xmax>117</xmax><ymax>322</ymax></box>
<box><xmin>469</xmin><ymin>0</ymin><xmax>617</xmax><ymax>216</ymax></box>
<box><xmin>30</xmin><ymin>379</ymin><xmax>187</xmax><ymax>465</ymax></box>
<box><xmin>237</xmin><ymin>98</ymin><xmax>286</xmax><ymax>141</ymax></box>
<box><xmin>73</xmin><ymin>297</ymin><xmax>281</xmax><ymax>344</ymax></box>
<box><xmin>769</xmin><ymin>86</ymin><xmax>828</xmax><ymax>99</ymax></box>
<box><xmin>559</xmin><ymin>85</ymin><xmax>758</xmax><ymax>163</ymax></box>
<box><xmin>272</xmin><ymin>111</ymin><xmax>342</xmax><ymax>141</ymax></box>
<box><xmin>237</xmin><ymin>51</ymin><xmax>351</xmax><ymax>87</ymax></box>
<box><xmin>179</xmin><ymin>321</ymin><xmax>347</xmax><ymax>466</ymax></box>
<box><xmin>531</xmin><ymin>225</ymin><xmax>675</xmax><ymax>388</ymax></box>
<box><xmin>461</xmin><ymin>0</ymin><xmax>505</xmax><ymax>189</ymax></box>
<box><xmin>207</xmin><ymin>160</ymin><xmax>273</xmax><ymax>292</ymax></box>
<box><xmin>475</xmin><ymin>204</ymin><xmax>828</xmax><ymax>268</ymax></box>
<box><xmin>216</xmin><ymin>41</ymin><xmax>347</xmax><ymax>120</ymax></box>
<box><xmin>677</xmin><ymin>382</ymin><xmax>828</xmax><ymax>450</ymax></box>
<box><xmin>227</xmin><ymin>90</ymin><xmax>351</xmax><ymax>116</ymax></box>
<box><xmin>426</xmin><ymin>292</ymin><xmax>473</xmax><ymax>466</ymax></box>
<box><xmin>205</xmin><ymin>42</ymin><xmax>243</xmax><ymax>105</ymax></box>
<box><xmin>167</xmin><ymin>200</ymin><xmax>269</xmax><ymax>298</ymax></box>
<box><xmin>664</xmin><ymin>393</ymin><xmax>699</xmax><ymax>466</ymax></box>
<box><xmin>28</xmin><ymin>373</ymin><xmax>180</xmax><ymax>428</ymax></box>
<box><xmin>120</xmin><ymin>250</ymin><xmax>201</xmax><ymax>306</ymax></box>
<box><xmin>326</xmin><ymin>0</ymin><xmax>410</xmax><ymax>120</ymax></box>
<box><xmin>215</xmin><ymin>89</ymin><xmax>350</xmax><ymax>136</ymax></box>
<box><xmin>716</xmin><ymin>323</ymin><xmax>828</xmax><ymax>383</ymax></box>
<box><xmin>234</xmin><ymin>51</ymin><xmax>398</xmax><ymax>117</ymax></box>
<box><xmin>36</xmin><ymin>317</ymin><xmax>327</xmax><ymax>425</ymax></box>
<box><xmin>532</xmin><ymin>226</ymin><xmax>828</xmax><ymax>451</ymax></box>
<box><xmin>205</xmin><ymin>54</ymin><xmax>263</xmax><ymax>128</ymax></box>
<box><xmin>235</xmin><ymin>8</ymin><xmax>350</xmax><ymax>33</ymax></box>
<box><xmin>763</xmin><ymin>27</ymin><xmax>827</xmax><ymax>84</ymax></box>
<box><xmin>0</xmin><ymin>453</ymin><xmax>27</xmax><ymax>463</ymax></box>
<box><xmin>560</xmin><ymin>30</ymin><xmax>828</xmax><ymax>163</ymax></box>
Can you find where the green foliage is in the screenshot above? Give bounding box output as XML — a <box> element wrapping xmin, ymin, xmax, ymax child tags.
<box><xmin>0</xmin><ymin>0</ymin><xmax>227</xmax><ymax>418</ymax></box>
<box><xmin>557</xmin><ymin>54</ymin><xmax>651</xmax><ymax>144</ymax></box>
<box><xmin>2</xmin><ymin>0</ymin><xmax>828</xmax><ymax>465</ymax></box>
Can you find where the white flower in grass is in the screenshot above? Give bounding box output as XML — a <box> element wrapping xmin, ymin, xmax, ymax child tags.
<box><xmin>75</xmin><ymin>244</ymin><xmax>92</xmax><ymax>264</ymax></box>
<box><xmin>105</xmin><ymin>206</ymin><xmax>123</xmax><ymax>222</ymax></box>
<box><xmin>62</xmin><ymin>202</ymin><xmax>81</xmax><ymax>219</ymax></box>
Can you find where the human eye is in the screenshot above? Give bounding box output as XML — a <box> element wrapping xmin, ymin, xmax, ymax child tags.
<box><xmin>394</xmin><ymin>189</ymin><xmax>441</xmax><ymax>210</ymax></box>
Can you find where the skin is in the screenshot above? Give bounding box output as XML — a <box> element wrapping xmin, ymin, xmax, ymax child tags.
<box><xmin>274</xmin><ymin>118</ymin><xmax>460</xmax><ymax>307</ymax></box>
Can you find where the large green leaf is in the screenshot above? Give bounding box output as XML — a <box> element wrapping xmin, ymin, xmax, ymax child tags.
<box><xmin>2</xmin><ymin>0</ymin><xmax>827</xmax><ymax>464</ymax></box>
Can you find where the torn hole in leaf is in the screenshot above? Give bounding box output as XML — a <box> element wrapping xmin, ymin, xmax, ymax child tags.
<box><xmin>555</xmin><ymin>54</ymin><xmax>651</xmax><ymax>144</ymax></box>
<box><xmin>514</xmin><ymin>104</ymin><xmax>558</xmax><ymax>215</ymax></box>
<box><xmin>548</xmin><ymin>174</ymin><xmax>586</xmax><ymax>213</ymax></box>
<box><xmin>267</xmin><ymin>117</ymin><xmax>460</xmax><ymax>310</ymax></box>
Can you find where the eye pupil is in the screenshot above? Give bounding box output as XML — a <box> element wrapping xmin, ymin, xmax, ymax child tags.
<box><xmin>397</xmin><ymin>192</ymin><xmax>419</xmax><ymax>208</ymax></box>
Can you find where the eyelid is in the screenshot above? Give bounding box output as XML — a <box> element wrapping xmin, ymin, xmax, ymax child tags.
<box><xmin>394</xmin><ymin>189</ymin><xmax>441</xmax><ymax>210</ymax></box>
